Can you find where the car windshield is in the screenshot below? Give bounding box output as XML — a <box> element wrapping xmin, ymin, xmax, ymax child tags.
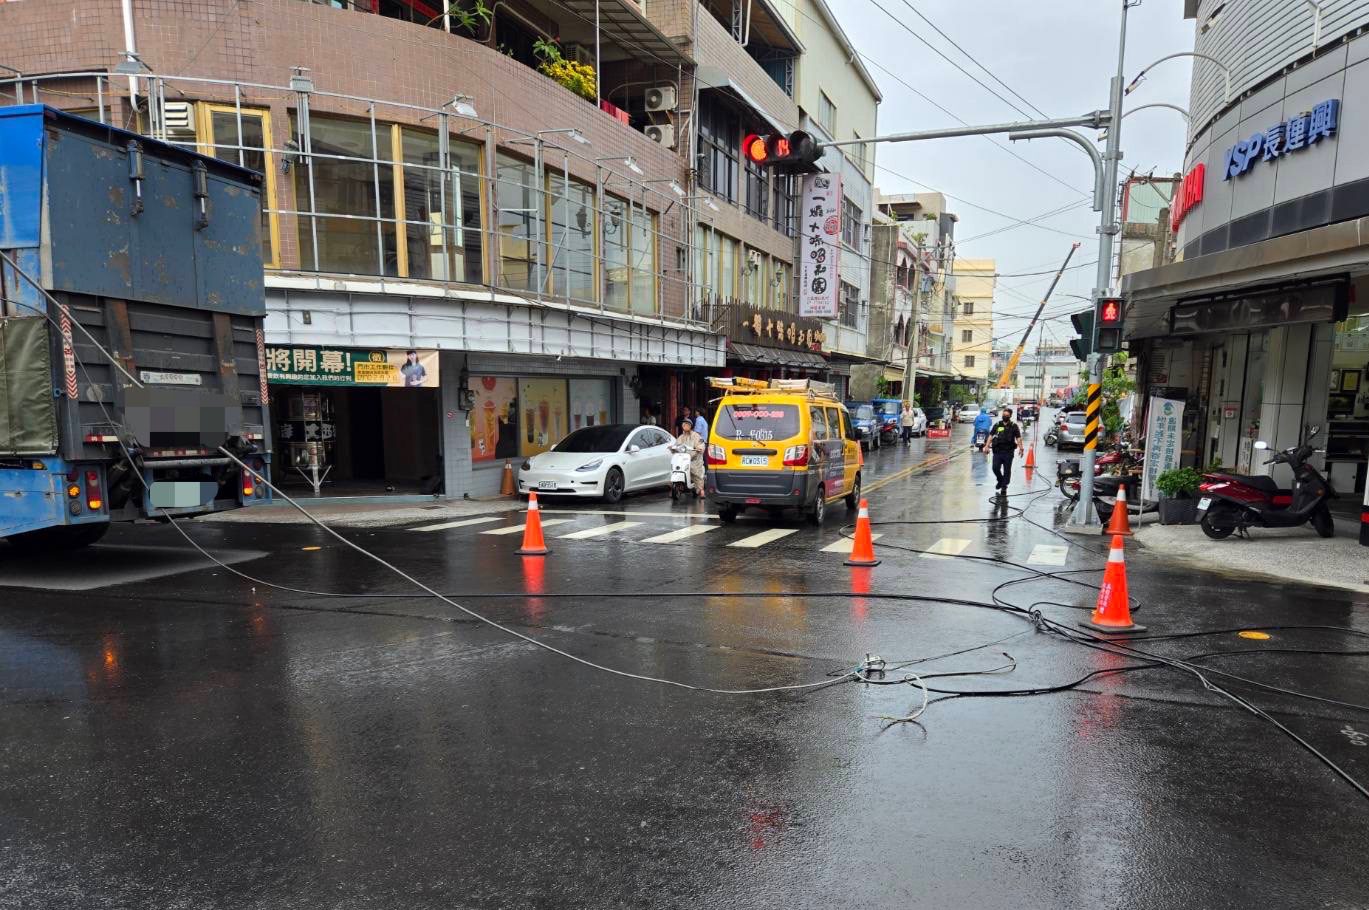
<box><xmin>875</xmin><ymin>401</ymin><xmax>901</xmax><ymax>416</ymax></box>
<box><xmin>1065</xmin><ymin>413</ymin><xmax>1087</xmax><ymax>426</ymax></box>
<box><xmin>851</xmin><ymin>405</ymin><xmax>875</xmax><ymax>419</ymax></box>
<box><xmin>553</xmin><ymin>425</ymin><xmax>635</xmax><ymax>452</ymax></box>
<box><xmin>714</xmin><ymin>403</ymin><xmax>800</xmax><ymax>442</ymax></box>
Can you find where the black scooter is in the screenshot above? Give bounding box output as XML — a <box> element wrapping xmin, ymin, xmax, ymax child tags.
<box><xmin>1195</xmin><ymin>428</ymin><xmax>1336</xmax><ymax>540</ymax></box>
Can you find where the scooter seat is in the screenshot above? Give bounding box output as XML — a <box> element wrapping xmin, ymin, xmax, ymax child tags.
<box><xmin>1209</xmin><ymin>472</ymin><xmax>1282</xmax><ymax>493</ymax></box>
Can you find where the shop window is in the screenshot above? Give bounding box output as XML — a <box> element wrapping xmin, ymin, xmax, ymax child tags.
<box><xmin>546</xmin><ymin>175</ymin><xmax>596</xmax><ymax>305</ymax></box>
<box><xmin>603</xmin><ymin>195</ymin><xmax>657</xmax><ymax>314</ymax></box>
<box><xmin>199</xmin><ymin>105</ymin><xmax>281</xmax><ymax>267</ymax></box>
<box><xmin>495</xmin><ymin>153</ymin><xmax>538</xmax><ymax>291</ymax></box>
<box><xmin>294</xmin><ymin>114</ymin><xmax>397</xmax><ymax>276</ymax></box>
<box><xmin>399</xmin><ymin>128</ymin><xmax>483</xmax><ymax>283</ymax></box>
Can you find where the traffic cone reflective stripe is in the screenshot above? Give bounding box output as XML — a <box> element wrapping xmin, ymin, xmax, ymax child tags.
<box><xmin>1104</xmin><ymin>484</ymin><xmax>1133</xmax><ymax>536</ymax></box>
<box><xmin>1081</xmin><ymin>535</ymin><xmax>1145</xmax><ymax>633</ymax></box>
<box><xmin>845</xmin><ymin>498</ymin><xmax>881</xmax><ymax>567</ymax></box>
<box><xmin>517</xmin><ymin>491</ymin><xmax>550</xmax><ymax>555</ymax></box>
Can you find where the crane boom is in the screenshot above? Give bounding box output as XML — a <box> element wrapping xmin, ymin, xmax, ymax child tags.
<box><xmin>994</xmin><ymin>243</ymin><xmax>1080</xmax><ymax>390</ymax></box>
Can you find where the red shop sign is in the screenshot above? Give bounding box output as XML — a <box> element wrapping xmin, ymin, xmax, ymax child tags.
<box><xmin>1171</xmin><ymin>163</ymin><xmax>1205</xmax><ymax>232</ymax></box>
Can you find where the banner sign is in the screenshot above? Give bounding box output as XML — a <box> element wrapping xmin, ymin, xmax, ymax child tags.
<box><xmin>798</xmin><ymin>173</ymin><xmax>842</xmax><ymax>319</ymax></box>
<box><xmin>266</xmin><ymin>346</ymin><xmax>439</xmax><ymax>388</ymax></box>
<box><xmin>1139</xmin><ymin>395</ymin><xmax>1185</xmax><ymax>505</ymax></box>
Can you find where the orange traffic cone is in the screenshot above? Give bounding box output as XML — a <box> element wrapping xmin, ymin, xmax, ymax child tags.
<box><xmin>1081</xmin><ymin>535</ymin><xmax>1145</xmax><ymax>633</ymax></box>
<box><xmin>516</xmin><ymin>491</ymin><xmax>550</xmax><ymax>556</ymax></box>
<box><xmin>1103</xmin><ymin>484</ymin><xmax>1133</xmax><ymax>536</ymax></box>
<box><xmin>500</xmin><ymin>460</ymin><xmax>516</xmax><ymax>496</ymax></box>
<box><xmin>845</xmin><ymin>498</ymin><xmax>881</xmax><ymax>567</ymax></box>
<box><xmin>1024</xmin><ymin>444</ymin><xmax>1037</xmax><ymax>468</ymax></box>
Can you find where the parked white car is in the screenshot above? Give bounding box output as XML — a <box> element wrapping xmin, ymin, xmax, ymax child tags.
<box><xmin>957</xmin><ymin>404</ymin><xmax>982</xmax><ymax>424</ymax></box>
<box><xmin>518</xmin><ymin>424</ymin><xmax>674</xmax><ymax>503</ymax></box>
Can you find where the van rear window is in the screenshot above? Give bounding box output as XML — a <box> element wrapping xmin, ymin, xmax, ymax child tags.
<box><xmin>715</xmin><ymin>403</ymin><xmax>800</xmax><ymax>442</ymax></box>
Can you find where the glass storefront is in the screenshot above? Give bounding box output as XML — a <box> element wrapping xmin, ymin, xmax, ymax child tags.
<box><xmin>468</xmin><ymin>375</ymin><xmax>614</xmax><ymax>468</ymax></box>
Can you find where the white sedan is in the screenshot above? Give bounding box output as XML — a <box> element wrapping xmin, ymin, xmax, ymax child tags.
<box><xmin>517</xmin><ymin>424</ymin><xmax>675</xmax><ymax>503</ymax></box>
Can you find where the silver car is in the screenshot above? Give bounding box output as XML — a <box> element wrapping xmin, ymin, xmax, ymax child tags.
<box><xmin>1057</xmin><ymin>411</ymin><xmax>1089</xmax><ymax>448</ymax></box>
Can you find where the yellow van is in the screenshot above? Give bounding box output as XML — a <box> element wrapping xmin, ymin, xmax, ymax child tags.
<box><xmin>703</xmin><ymin>378</ymin><xmax>862</xmax><ymax>524</ymax></box>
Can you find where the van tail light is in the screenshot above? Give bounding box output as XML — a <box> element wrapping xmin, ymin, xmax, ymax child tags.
<box><xmin>705</xmin><ymin>444</ymin><xmax>726</xmax><ymax>466</ymax></box>
<box><xmin>85</xmin><ymin>469</ymin><xmax>103</xmax><ymax>511</ymax></box>
<box><xmin>782</xmin><ymin>445</ymin><xmax>809</xmax><ymax>467</ymax></box>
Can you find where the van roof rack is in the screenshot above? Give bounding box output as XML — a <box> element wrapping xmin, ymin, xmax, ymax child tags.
<box><xmin>707</xmin><ymin>377</ymin><xmax>837</xmax><ymax>398</ymax></box>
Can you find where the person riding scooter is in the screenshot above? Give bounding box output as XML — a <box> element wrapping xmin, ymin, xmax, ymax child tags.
<box><xmin>972</xmin><ymin>405</ymin><xmax>993</xmax><ymax>452</ymax></box>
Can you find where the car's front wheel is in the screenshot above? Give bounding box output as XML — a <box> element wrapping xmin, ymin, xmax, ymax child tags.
<box><xmin>602</xmin><ymin>468</ymin><xmax>625</xmax><ymax>504</ymax></box>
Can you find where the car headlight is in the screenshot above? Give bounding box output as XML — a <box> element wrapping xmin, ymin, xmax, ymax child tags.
<box><xmin>575</xmin><ymin>459</ymin><xmax>603</xmax><ymax>472</ymax></box>
<box><xmin>520</xmin><ymin>460</ymin><xmax>532</xmax><ymax>471</ymax></box>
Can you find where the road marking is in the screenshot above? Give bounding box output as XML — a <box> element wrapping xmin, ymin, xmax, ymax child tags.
<box><xmin>728</xmin><ymin>528</ymin><xmax>798</xmax><ymax>548</ymax></box>
<box><xmin>821</xmin><ymin>533</ymin><xmax>883</xmax><ymax>554</ymax></box>
<box><xmin>922</xmin><ymin>537</ymin><xmax>972</xmax><ymax>560</ymax></box>
<box><xmin>1027</xmin><ymin>544</ymin><xmax>1069</xmax><ymax>567</ymax></box>
<box><xmin>641</xmin><ymin>525</ymin><xmax>721</xmax><ymax>544</ymax></box>
<box><xmin>558</xmin><ymin>521</ymin><xmax>644</xmax><ymax>540</ymax></box>
<box><xmin>862</xmin><ymin>449</ymin><xmax>961</xmax><ymax>495</ymax></box>
<box><xmin>409</xmin><ymin>516</ymin><xmax>504</xmax><ymax>532</ymax></box>
<box><xmin>537</xmin><ymin>510</ymin><xmax>719</xmax><ymax>520</ymax></box>
<box><xmin>481</xmin><ymin>519</ymin><xmax>571</xmax><ymax>535</ymax></box>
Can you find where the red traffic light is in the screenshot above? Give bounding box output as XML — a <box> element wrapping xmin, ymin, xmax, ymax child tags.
<box><xmin>1097</xmin><ymin>297</ymin><xmax>1123</xmax><ymax>325</ymax></box>
<box><xmin>743</xmin><ymin>133</ymin><xmax>769</xmax><ymax>164</ymax></box>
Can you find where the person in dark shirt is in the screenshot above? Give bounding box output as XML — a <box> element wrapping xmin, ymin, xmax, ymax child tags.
<box><xmin>988</xmin><ymin>407</ymin><xmax>1024</xmax><ymax>496</ymax></box>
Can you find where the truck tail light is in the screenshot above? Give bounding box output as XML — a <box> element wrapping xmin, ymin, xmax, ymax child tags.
<box><xmin>706</xmin><ymin>444</ymin><xmax>726</xmax><ymax>466</ymax></box>
<box><xmin>85</xmin><ymin>469</ymin><xmax>103</xmax><ymax>511</ymax></box>
<box><xmin>782</xmin><ymin>445</ymin><xmax>809</xmax><ymax>467</ymax></box>
<box><xmin>241</xmin><ymin>467</ymin><xmax>255</xmax><ymax>499</ymax></box>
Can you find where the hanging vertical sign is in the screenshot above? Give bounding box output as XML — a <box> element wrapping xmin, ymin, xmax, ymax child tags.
<box><xmin>798</xmin><ymin>173</ymin><xmax>842</xmax><ymax>318</ymax></box>
<box><xmin>1139</xmin><ymin>395</ymin><xmax>1186</xmax><ymax>505</ymax></box>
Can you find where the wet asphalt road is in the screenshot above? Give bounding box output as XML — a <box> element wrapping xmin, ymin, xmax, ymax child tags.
<box><xmin>3</xmin><ymin>422</ymin><xmax>1369</xmax><ymax>909</ymax></box>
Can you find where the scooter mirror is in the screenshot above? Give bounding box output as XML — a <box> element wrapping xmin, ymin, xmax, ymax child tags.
<box><xmin>1253</xmin><ymin>440</ymin><xmax>1269</xmax><ymax>450</ymax></box>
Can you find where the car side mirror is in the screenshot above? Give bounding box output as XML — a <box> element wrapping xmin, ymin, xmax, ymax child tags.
<box><xmin>629</xmin><ymin>445</ymin><xmax>641</xmax><ymax>454</ymax></box>
<box><xmin>1253</xmin><ymin>440</ymin><xmax>1269</xmax><ymax>450</ymax></box>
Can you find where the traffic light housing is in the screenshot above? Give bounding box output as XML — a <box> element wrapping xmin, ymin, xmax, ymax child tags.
<box><xmin>1095</xmin><ymin>296</ymin><xmax>1124</xmax><ymax>353</ymax></box>
<box><xmin>1069</xmin><ymin>308</ymin><xmax>1094</xmax><ymax>361</ymax></box>
<box><xmin>741</xmin><ymin>130</ymin><xmax>822</xmax><ymax>173</ymax></box>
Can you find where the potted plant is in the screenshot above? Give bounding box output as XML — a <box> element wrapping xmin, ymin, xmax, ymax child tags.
<box><xmin>1155</xmin><ymin>466</ymin><xmax>1203</xmax><ymax>525</ymax></box>
<box><xmin>533</xmin><ymin>38</ymin><xmax>598</xmax><ymax>102</ymax></box>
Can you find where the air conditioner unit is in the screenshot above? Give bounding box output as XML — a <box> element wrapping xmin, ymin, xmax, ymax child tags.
<box><xmin>160</xmin><ymin>101</ymin><xmax>196</xmax><ymax>143</ymax></box>
<box><xmin>644</xmin><ymin>85</ymin><xmax>677</xmax><ymax>112</ymax></box>
<box><xmin>645</xmin><ymin>123</ymin><xmax>676</xmax><ymax>149</ymax></box>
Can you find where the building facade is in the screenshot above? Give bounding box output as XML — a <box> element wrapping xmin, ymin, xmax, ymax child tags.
<box><xmin>1123</xmin><ymin>0</ymin><xmax>1369</xmax><ymax>530</ymax></box>
<box><xmin>951</xmin><ymin>259</ymin><xmax>994</xmax><ymax>386</ymax></box>
<box><xmin>875</xmin><ymin>193</ymin><xmax>959</xmax><ymax>389</ymax></box>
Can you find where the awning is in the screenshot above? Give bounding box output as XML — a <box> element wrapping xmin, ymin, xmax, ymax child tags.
<box><xmin>696</xmin><ymin>66</ymin><xmax>794</xmax><ymax>134</ymax></box>
<box><xmin>729</xmin><ymin>342</ymin><xmax>827</xmax><ymax>369</ymax></box>
<box><xmin>558</xmin><ymin>0</ymin><xmax>693</xmax><ymax>67</ymax></box>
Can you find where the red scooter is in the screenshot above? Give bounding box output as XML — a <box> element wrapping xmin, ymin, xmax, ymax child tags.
<box><xmin>1195</xmin><ymin>429</ymin><xmax>1336</xmax><ymax>540</ymax></box>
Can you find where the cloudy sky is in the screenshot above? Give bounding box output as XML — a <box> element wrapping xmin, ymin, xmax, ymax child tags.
<box><xmin>825</xmin><ymin>0</ymin><xmax>1196</xmax><ymax>351</ymax></box>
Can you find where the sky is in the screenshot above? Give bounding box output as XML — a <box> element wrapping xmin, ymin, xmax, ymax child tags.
<box><xmin>824</xmin><ymin>0</ymin><xmax>1196</xmax><ymax>354</ymax></box>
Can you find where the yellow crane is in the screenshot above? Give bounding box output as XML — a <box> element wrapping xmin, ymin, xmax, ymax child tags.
<box><xmin>994</xmin><ymin>243</ymin><xmax>1080</xmax><ymax>390</ymax></box>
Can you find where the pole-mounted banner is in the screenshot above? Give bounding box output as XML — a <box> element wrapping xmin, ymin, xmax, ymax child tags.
<box><xmin>1084</xmin><ymin>383</ymin><xmax>1102</xmax><ymax>451</ymax></box>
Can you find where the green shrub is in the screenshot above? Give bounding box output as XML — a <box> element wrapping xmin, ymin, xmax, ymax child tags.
<box><xmin>1155</xmin><ymin>466</ymin><xmax>1202</xmax><ymax>498</ymax></box>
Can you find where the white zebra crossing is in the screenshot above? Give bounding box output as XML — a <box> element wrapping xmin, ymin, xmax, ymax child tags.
<box><xmin>921</xmin><ymin>537</ymin><xmax>972</xmax><ymax>560</ymax></box>
<box><xmin>820</xmin><ymin>533</ymin><xmax>883</xmax><ymax>554</ymax></box>
<box><xmin>1027</xmin><ymin>544</ymin><xmax>1069</xmax><ymax>567</ymax></box>
<box><xmin>558</xmin><ymin>521</ymin><xmax>644</xmax><ymax>540</ymax></box>
<box><xmin>728</xmin><ymin>528</ymin><xmax>798</xmax><ymax>548</ymax></box>
<box><xmin>408</xmin><ymin>516</ymin><xmax>504</xmax><ymax>532</ymax></box>
<box><xmin>481</xmin><ymin>519</ymin><xmax>572</xmax><ymax>535</ymax></box>
<box><xmin>640</xmin><ymin>525</ymin><xmax>721</xmax><ymax>544</ymax></box>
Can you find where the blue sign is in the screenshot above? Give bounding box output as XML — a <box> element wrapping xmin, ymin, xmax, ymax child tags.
<box><xmin>1222</xmin><ymin>99</ymin><xmax>1340</xmax><ymax>180</ymax></box>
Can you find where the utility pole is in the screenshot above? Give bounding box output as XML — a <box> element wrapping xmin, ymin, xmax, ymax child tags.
<box><xmin>1069</xmin><ymin>0</ymin><xmax>1135</xmax><ymax>531</ymax></box>
<box><xmin>901</xmin><ymin>243</ymin><xmax>927</xmax><ymax>402</ymax></box>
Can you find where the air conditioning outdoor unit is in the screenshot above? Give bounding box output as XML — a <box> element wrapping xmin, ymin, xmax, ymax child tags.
<box><xmin>644</xmin><ymin>85</ymin><xmax>677</xmax><ymax>112</ymax></box>
<box><xmin>160</xmin><ymin>101</ymin><xmax>197</xmax><ymax>143</ymax></box>
<box><xmin>645</xmin><ymin>123</ymin><xmax>676</xmax><ymax>149</ymax></box>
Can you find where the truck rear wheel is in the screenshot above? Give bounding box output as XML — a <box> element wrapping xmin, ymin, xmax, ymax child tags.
<box><xmin>6</xmin><ymin>523</ymin><xmax>110</xmax><ymax>552</ymax></box>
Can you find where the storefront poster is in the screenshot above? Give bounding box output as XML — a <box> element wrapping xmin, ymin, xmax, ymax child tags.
<box><xmin>470</xmin><ymin>376</ymin><xmax>519</xmax><ymax>463</ymax></box>
<box><xmin>1140</xmin><ymin>396</ymin><xmax>1186</xmax><ymax>505</ymax></box>
<box><xmin>518</xmin><ymin>378</ymin><xmax>569</xmax><ymax>457</ymax></box>
<box><xmin>266</xmin><ymin>346</ymin><xmax>440</xmax><ymax>388</ymax></box>
<box><xmin>798</xmin><ymin>173</ymin><xmax>841</xmax><ymax>319</ymax></box>
<box><xmin>568</xmin><ymin>379</ymin><xmax>612</xmax><ymax>431</ymax></box>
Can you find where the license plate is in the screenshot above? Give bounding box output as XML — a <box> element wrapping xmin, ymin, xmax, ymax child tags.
<box><xmin>150</xmin><ymin>481</ymin><xmax>211</xmax><ymax>508</ymax></box>
<box><xmin>1197</xmin><ymin>497</ymin><xmax>1211</xmax><ymax>511</ymax></box>
<box><xmin>745</xmin><ymin>498</ymin><xmax>762</xmax><ymax>505</ymax></box>
<box><xmin>538</xmin><ymin>480</ymin><xmax>557</xmax><ymax>490</ymax></box>
<box><xmin>741</xmin><ymin>455</ymin><xmax>769</xmax><ymax>466</ymax></box>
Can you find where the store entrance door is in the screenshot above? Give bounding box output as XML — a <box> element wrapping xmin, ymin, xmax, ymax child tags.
<box><xmin>347</xmin><ymin>388</ymin><xmax>385</xmax><ymax>480</ymax></box>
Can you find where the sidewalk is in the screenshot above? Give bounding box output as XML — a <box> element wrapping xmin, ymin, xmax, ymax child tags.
<box><xmin>199</xmin><ymin>495</ymin><xmax>525</xmax><ymax>528</ymax></box>
<box><xmin>1134</xmin><ymin>517</ymin><xmax>1369</xmax><ymax>595</ymax></box>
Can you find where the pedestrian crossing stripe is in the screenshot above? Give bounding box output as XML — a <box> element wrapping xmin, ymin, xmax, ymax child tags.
<box><xmin>557</xmin><ymin>521</ymin><xmax>644</xmax><ymax>540</ymax></box>
<box><xmin>728</xmin><ymin>528</ymin><xmax>798</xmax><ymax>548</ymax></box>
<box><xmin>820</xmin><ymin>533</ymin><xmax>883</xmax><ymax>554</ymax></box>
<box><xmin>481</xmin><ymin>519</ymin><xmax>572</xmax><ymax>535</ymax></box>
<box><xmin>409</xmin><ymin>516</ymin><xmax>504</xmax><ymax>532</ymax></box>
<box><xmin>1027</xmin><ymin>544</ymin><xmax>1069</xmax><ymax>567</ymax></box>
<box><xmin>641</xmin><ymin>525</ymin><xmax>720</xmax><ymax>544</ymax></box>
<box><xmin>922</xmin><ymin>537</ymin><xmax>972</xmax><ymax>560</ymax></box>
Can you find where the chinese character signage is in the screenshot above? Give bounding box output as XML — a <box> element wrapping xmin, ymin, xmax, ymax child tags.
<box><xmin>798</xmin><ymin>173</ymin><xmax>842</xmax><ymax>318</ymax></box>
<box><xmin>265</xmin><ymin>346</ymin><xmax>440</xmax><ymax>387</ymax></box>
<box><xmin>1222</xmin><ymin>99</ymin><xmax>1339</xmax><ymax>180</ymax></box>
<box><xmin>1171</xmin><ymin>163</ymin><xmax>1205</xmax><ymax>231</ymax></box>
<box><xmin>1139</xmin><ymin>396</ymin><xmax>1186</xmax><ymax>506</ymax></box>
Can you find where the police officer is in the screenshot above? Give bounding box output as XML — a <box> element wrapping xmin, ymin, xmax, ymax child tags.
<box><xmin>988</xmin><ymin>407</ymin><xmax>1024</xmax><ymax>496</ymax></box>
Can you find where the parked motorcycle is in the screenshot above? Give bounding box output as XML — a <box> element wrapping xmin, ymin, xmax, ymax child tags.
<box><xmin>669</xmin><ymin>444</ymin><xmax>696</xmax><ymax>502</ymax></box>
<box><xmin>1044</xmin><ymin>425</ymin><xmax>1059</xmax><ymax>447</ymax></box>
<box><xmin>1196</xmin><ymin>429</ymin><xmax>1335</xmax><ymax>540</ymax></box>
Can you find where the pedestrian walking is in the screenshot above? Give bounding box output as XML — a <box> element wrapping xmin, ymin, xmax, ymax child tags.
<box><xmin>693</xmin><ymin>407</ymin><xmax>708</xmax><ymax>438</ymax></box>
<box><xmin>988</xmin><ymin>407</ymin><xmax>1024</xmax><ymax>496</ymax></box>
<box><xmin>899</xmin><ymin>401</ymin><xmax>916</xmax><ymax>445</ymax></box>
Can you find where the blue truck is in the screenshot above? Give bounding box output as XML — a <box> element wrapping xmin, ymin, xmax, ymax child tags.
<box><xmin>0</xmin><ymin>106</ymin><xmax>272</xmax><ymax>548</ymax></box>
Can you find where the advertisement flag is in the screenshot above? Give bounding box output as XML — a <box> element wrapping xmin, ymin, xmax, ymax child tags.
<box><xmin>798</xmin><ymin>173</ymin><xmax>842</xmax><ymax>318</ymax></box>
<box><xmin>1139</xmin><ymin>395</ymin><xmax>1186</xmax><ymax>505</ymax></box>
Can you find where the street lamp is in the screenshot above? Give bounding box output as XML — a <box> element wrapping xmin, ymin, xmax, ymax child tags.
<box><xmin>594</xmin><ymin>155</ymin><xmax>644</xmax><ymax>177</ymax></box>
<box><xmin>1122</xmin><ymin>102</ymin><xmax>1190</xmax><ymax>123</ymax></box>
<box><xmin>539</xmin><ymin>128</ymin><xmax>590</xmax><ymax>146</ymax></box>
<box><xmin>445</xmin><ymin>94</ymin><xmax>478</xmax><ymax>119</ymax></box>
<box><xmin>1125</xmin><ymin>51</ymin><xmax>1231</xmax><ymax>104</ymax></box>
